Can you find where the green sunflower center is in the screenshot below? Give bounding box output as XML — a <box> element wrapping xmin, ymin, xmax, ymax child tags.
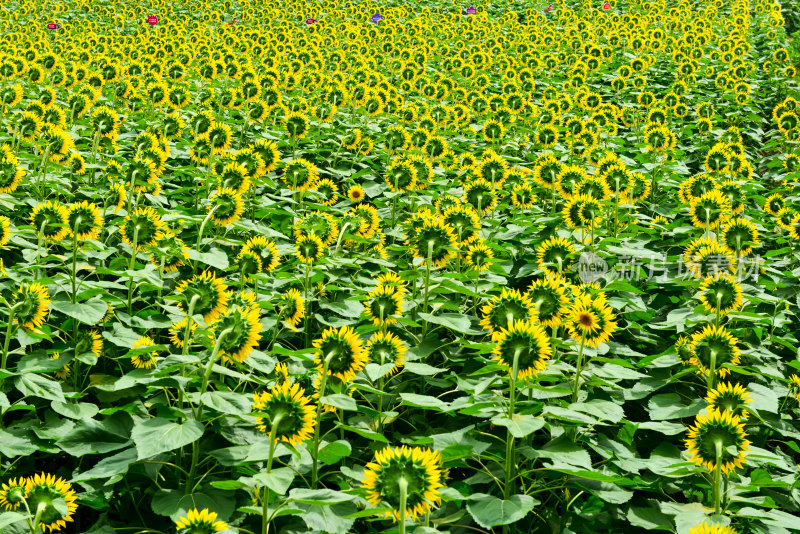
<box><xmin>27</xmin><ymin>484</ymin><xmax>68</xmax><ymax>526</ymax></box>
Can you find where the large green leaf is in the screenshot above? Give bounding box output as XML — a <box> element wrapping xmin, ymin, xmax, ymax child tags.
<box><xmin>466</xmin><ymin>494</ymin><xmax>538</xmax><ymax>528</ymax></box>
<box><xmin>132</xmin><ymin>418</ymin><xmax>204</xmax><ymax>460</ymax></box>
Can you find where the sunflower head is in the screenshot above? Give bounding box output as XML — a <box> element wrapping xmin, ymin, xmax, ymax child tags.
<box><xmin>366</xmin><ymin>331</ymin><xmax>407</xmax><ymax>377</ymax></box>
<box><xmin>282</xmin><ymin>158</ymin><xmax>319</xmax><ymax>192</ymax></box>
<box><xmin>687</xmin><ymin>522</ymin><xmax>737</xmax><ymax>534</ymax></box>
<box><xmin>706</xmin><ymin>382</ymin><xmax>752</xmax><ymax>418</ymax></box>
<box><xmin>363</xmin><ymin>284</ymin><xmax>404</xmax><ymax>325</ymax></box>
<box><xmin>0</xmin><ymin>478</ymin><xmax>27</xmax><ymax>511</ymax></box>
<box><xmin>208</xmin><ymin>188</ymin><xmax>244</xmax><ymax>227</ymax></box>
<box><xmin>697</xmin><ymin>273</ymin><xmax>744</xmax><ymax>316</ymax></box>
<box><xmin>13</xmin><ymin>282</ymin><xmax>50</xmax><ymax>330</ymax></box>
<box><xmin>404</xmin><ymin>216</ymin><xmax>457</xmax><ymax>269</ymax></box>
<box><xmin>492</xmin><ymin>320</ymin><xmax>552</xmax><ymax>381</ymax></box>
<box><xmin>536</xmin><ymin>236</ymin><xmax>576</xmax><ymax>276</ymax></box>
<box><xmin>24</xmin><ymin>473</ymin><xmax>78</xmax><ymax>533</ymax></box>
<box><xmin>465</xmin><ymin>241</ymin><xmax>494</xmax><ymax>272</ymax></box>
<box><xmin>213</xmin><ymin>304</ymin><xmax>262</xmax><ymax>364</ymax></box>
<box><xmin>685</xmin><ymin>408</ymin><xmax>750</xmax><ymax>474</ymax></box>
<box><xmin>130</xmin><ymin>336</ymin><xmax>159</xmax><ymax>369</ymax></box>
<box><xmin>688</xmin><ymin>325</ymin><xmax>741</xmax><ymax>379</ymax></box>
<box><xmin>362</xmin><ymin>446</ymin><xmax>445</xmax><ymax>522</ymax></box>
<box><xmin>480</xmin><ymin>288</ymin><xmax>536</xmax><ymax>334</ymax></box>
<box><xmin>120</xmin><ymin>206</ymin><xmax>164</xmax><ymax>248</ymax></box>
<box><xmin>525</xmin><ymin>275</ymin><xmax>570</xmax><ymax>328</ymax></box>
<box><xmin>253</xmin><ymin>381</ymin><xmax>316</xmax><ymax>447</ymax></box>
<box><xmin>30</xmin><ymin>201</ymin><xmax>69</xmax><ymax>242</ymax></box>
<box><xmin>67</xmin><ymin>201</ymin><xmax>103</xmax><ymax>241</ymax></box>
<box><xmin>175</xmin><ymin>508</ymin><xmax>229</xmax><ymax>533</ymax></box>
<box><xmin>176</xmin><ymin>271</ymin><xmax>230</xmax><ymax>324</ymax></box>
<box><xmin>313</xmin><ymin>325</ymin><xmax>367</xmax><ymax>382</ymax></box>
<box><xmin>279</xmin><ymin>288</ymin><xmax>305</xmax><ymax>330</ymax></box>
<box><xmin>567</xmin><ymin>294</ymin><xmax>617</xmax><ymax>348</ymax></box>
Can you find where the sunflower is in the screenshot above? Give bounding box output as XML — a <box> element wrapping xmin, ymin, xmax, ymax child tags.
<box><xmin>176</xmin><ymin>271</ymin><xmax>230</xmax><ymax>324</ymax></box>
<box><xmin>689</xmin><ymin>190</ymin><xmax>731</xmax><ymax>230</ymax></box>
<box><xmin>0</xmin><ymin>478</ymin><xmax>27</xmax><ymax>511</ymax></box>
<box><xmin>706</xmin><ymin>382</ymin><xmax>752</xmax><ymax>418</ymax></box>
<box><xmin>279</xmin><ymin>288</ymin><xmax>305</xmax><ymax>329</ymax></box>
<box><xmin>294</xmin><ymin>211</ymin><xmax>339</xmax><ymax>246</ymax></box>
<box><xmin>0</xmin><ymin>152</ymin><xmax>24</xmax><ymax>194</ymax></box>
<box><xmin>492</xmin><ymin>320</ymin><xmax>552</xmax><ymax>381</ymax></box>
<box><xmin>362</xmin><ymin>446</ymin><xmax>444</xmax><ymax>522</ymax></box>
<box><xmin>253</xmin><ymin>381</ymin><xmax>316</xmax><ymax>446</ymax></box>
<box><xmin>365</xmin><ymin>331</ymin><xmax>407</xmax><ymax>377</ymax></box>
<box><xmin>282</xmin><ymin>158</ymin><xmax>319</xmax><ymax>192</ymax></box>
<box><xmin>462</xmin><ymin>178</ymin><xmax>499</xmax><ymax>214</ymax></box>
<box><xmin>685</xmin><ymin>408</ymin><xmax>750</xmax><ymax>474</ymax></box>
<box><xmin>685</xmin><ymin>241</ymin><xmax>737</xmax><ymax>279</ymax></box>
<box><xmin>688</xmin><ymin>325</ymin><xmax>741</xmax><ymax>379</ymax></box>
<box><xmin>66</xmin><ymin>201</ymin><xmax>103</xmax><ymax>241</ymax></box>
<box><xmin>216</xmin><ymin>162</ymin><xmax>251</xmax><ymax>194</ymax></box>
<box><xmin>385</xmin><ymin>158</ymin><xmax>418</xmax><ymax>193</ymax></box>
<box><xmin>464</xmin><ymin>241</ymin><xmax>494</xmax><ymax>272</ymax></box>
<box><xmin>74</xmin><ymin>329</ymin><xmax>103</xmax><ymax>358</ymax></box>
<box><xmin>342</xmin><ymin>128</ymin><xmax>363</xmax><ymax>150</ymax></box>
<box><xmin>405</xmin><ymin>216</ymin><xmax>457</xmax><ymax>269</ymax></box>
<box><xmin>0</xmin><ymin>215</ymin><xmax>9</xmax><ymax>247</ymax></box>
<box><xmin>149</xmin><ymin>232</ymin><xmax>190</xmax><ymax>273</ymax></box>
<box><xmin>235</xmin><ymin>249</ymin><xmax>262</xmax><ymax>280</ymax></box>
<box><xmin>313</xmin><ymin>325</ymin><xmax>368</xmax><ymax>383</ymax></box>
<box><xmin>208</xmin><ymin>188</ymin><xmax>244</xmax><ymax>227</ymax></box>
<box><xmin>347</xmin><ymin>184</ymin><xmax>366</xmax><ymax>203</ymax></box>
<box><xmin>721</xmin><ymin>217</ymin><xmax>759</xmax><ymax>256</ymax></box>
<box><xmin>442</xmin><ymin>204</ymin><xmax>481</xmax><ymax>244</ymax></box>
<box><xmin>562</xmin><ymin>194</ymin><xmax>602</xmax><ymax>229</ymax></box>
<box><xmin>15</xmin><ymin>110</ymin><xmax>43</xmax><ymax>142</ymax></box>
<box><xmin>567</xmin><ymin>294</ymin><xmax>617</xmax><ymax>348</ymax></box>
<box><xmin>536</xmin><ymin>236</ymin><xmax>576</xmax><ymax>276</ymax></box>
<box><xmin>511</xmin><ymin>182</ymin><xmax>537</xmax><ymax>210</ymax></box>
<box><xmin>311</xmin><ymin>178</ymin><xmax>339</xmax><ymax>206</ymax></box>
<box><xmin>285</xmin><ymin>111</ymin><xmax>310</xmax><ymax>138</ymax></box>
<box><xmin>213</xmin><ymin>304</ymin><xmax>262</xmax><ymax>364</ymax></box>
<box><xmin>242</xmin><ymin>236</ymin><xmax>280</xmax><ymax>273</ymax></box>
<box><xmin>525</xmin><ymin>275</ymin><xmax>570</xmax><ymax>327</ymax></box>
<box><xmin>91</xmin><ymin>106</ymin><xmax>120</xmax><ymax>138</ymax></box>
<box><xmin>687</xmin><ymin>522</ymin><xmax>737</xmax><ymax>534</ymax></box>
<box><xmin>23</xmin><ymin>473</ymin><xmax>78</xmax><ymax>533</ymax></box>
<box><xmin>376</xmin><ymin>272</ymin><xmax>407</xmax><ymax>297</ymax></box>
<box><xmin>30</xmin><ymin>201</ymin><xmax>69</xmax><ymax>242</ymax></box>
<box><xmin>119</xmin><ymin>206</ymin><xmax>164</xmax><ymax>248</ymax></box>
<box><xmin>130</xmin><ymin>336</ymin><xmax>159</xmax><ymax>369</ymax></box>
<box><xmin>295</xmin><ymin>233</ymin><xmax>325</xmax><ymax>264</ymax></box>
<box><xmin>175</xmin><ymin>508</ymin><xmax>228</xmax><ymax>533</ymax></box>
<box><xmin>12</xmin><ymin>282</ymin><xmax>50</xmax><ymax>330</ymax></box>
<box><xmin>204</xmin><ymin>121</ymin><xmax>233</xmax><ymax>155</ymax></box>
<box><xmin>363</xmin><ymin>284</ymin><xmax>404</xmax><ymax>326</ymax></box>
<box><xmin>698</xmin><ymin>273</ymin><xmax>744</xmax><ymax>316</ymax></box>
<box><xmin>480</xmin><ymin>289</ymin><xmax>536</xmax><ymax>334</ymax></box>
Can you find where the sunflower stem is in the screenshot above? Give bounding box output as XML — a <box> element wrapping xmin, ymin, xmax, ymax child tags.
<box><xmin>181</xmin><ymin>295</ymin><xmax>201</xmax><ymax>356</ymax></box>
<box><xmin>31</xmin><ymin>501</ymin><xmax>46</xmax><ymax>534</ymax></box>
<box><xmin>397</xmin><ymin>476</ymin><xmax>409</xmax><ymax>534</ymax></box>
<box><xmin>262</xmin><ymin>413</ymin><xmax>284</xmax><ymax>534</ymax></box>
<box><xmin>185</xmin><ymin>327</ymin><xmax>233</xmax><ymax>495</ymax></box>
<box><xmin>571</xmin><ymin>334</ymin><xmax>587</xmax><ymax>405</ymax></box>
<box><xmin>303</xmin><ymin>262</ymin><xmax>312</xmax><ymax>348</ymax></box>
<box><xmin>1</xmin><ymin>303</ymin><xmax>21</xmax><ymax>386</ymax></box>
<box><xmin>311</xmin><ymin>352</ymin><xmax>335</xmax><ymax>489</ymax></box>
<box><xmin>195</xmin><ymin>204</ymin><xmax>221</xmax><ymax>262</ymax></box>
<box><xmin>713</xmin><ymin>439</ymin><xmax>723</xmax><ymax>515</ymax></box>
<box><xmin>38</xmin><ymin>145</ymin><xmax>51</xmax><ymax>202</ymax></box>
<box><xmin>126</xmin><ymin>225</ymin><xmax>140</xmax><ymax>316</ymax></box>
<box><xmin>504</xmin><ymin>348</ymin><xmax>522</xmax><ymax>506</ymax></box>
<box><xmin>421</xmin><ymin>242</ymin><xmax>433</xmax><ymax>338</ymax></box>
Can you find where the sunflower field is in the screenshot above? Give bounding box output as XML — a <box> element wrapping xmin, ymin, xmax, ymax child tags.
<box><xmin>0</xmin><ymin>0</ymin><xmax>800</xmax><ymax>532</ymax></box>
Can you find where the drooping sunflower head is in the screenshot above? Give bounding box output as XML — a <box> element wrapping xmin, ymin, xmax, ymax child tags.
<box><xmin>492</xmin><ymin>319</ymin><xmax>552</xmax><ymax>381</ymax></box>
<box><xmin>213</xmin><ymin>304</ymin><xmax>262</xmax><ymax>364</ymax></box>
<box><xmin>282</xmin><ymin>158</ymin><xmax>319</xmax><ymax>192</ymax></box>
<box><xmin>685</xmin><ymin>241</ymin><xmax>737</xmax><ymax>280</ymax></box>
<box><xmin>363</xmin><ymin>284</ymin><xmax>404</xmax><ymax>326</ymax></box>
<box><xmin>120</xmin><ymin>206</ymin><xmax>164</xmax><ymax>248</ymax></box>
<box><xmin>66</xmin><ymin>201</ymin><xmax>103</xmax><ymax>241</ymax></box>
<box><xmin>362</xmin><ymin>446</ymin><xmax>445</xmax><ymax>522</ymax></box>
<box><xmin>30</xmin><ymin>201</ymin><xmax>69</xmax><ymax>242</ymax></box>
<box><xmin>284</xmin><ymin>111</ymin><xmax>310</xmax><ymax>138</ymax></box>
<box><xmin>525</xmin><ymin>275</ymin><xmax>570</xmax><ymax>328</ymax></box>
<box><xmin>175</xmin><ymin>508</ymin><xmax>229</xmax><ymax>533</ymax></box>
<box><xmin>279</xmin><ymin>288</ymin><xmax>305</xmax><ymax>330</ymax></box>
<box><xmin>149</xmin><ymin>232</ymin><xmax>190</xmax><ymax>273</ymax></box>
<box><xmin>442</xmin><ymin>204</ymin><xmax>481</xmax><ymax>244</ymax></box>
<box><xmin>294</xmin><ymin>211</ymin><xmax>339</xmax><ymax>246</ymax></box>
<box><xmin>480</xmin><ymin>288</ymin><xmax>536</xmax><ymax>334</ymax></box>
<box><xmin>706</xmin><ymin>382</ymin><xmax>752</xmax><ymax>418</ymax></box>
<box><xmin>13</xmin><ymin>282</ymin><xmax>50</xmax><ymax>330</ymax></box>
<box><xmin>464</xmin><ymin>241</ymin><xmax>494</xmax><ymax>272</ymax></box>
<box><xmin>689</xmin><ymin>190</ymin><xmax>731</xmax><ymax>230</ymax></box>
<box><xmin>721</xmin><ymin>217</ymin><xmax>759</xmax><ymax>256</ymax></box>
<box><xmin>685</xmin><ymin>408</ymin><xmax>750</xmax><ymax>474</ymax></box>
<box><xmin>295</xmin><ymin>233</ymin><xmax>325</xmax><ymax>264</ymax></box>
<box><xmin>687</xmin><ymin>522</ymin><xmax>737</xmax><ymax>534</ymax></box>
<box><xmin>697</xmin><ymin>273</ymin><xmax>744</xmax><ymax>316</ymax></box>
<box><xmin>176</xmin><ymin>271</ymin><xmax>230</xmax><ymax>324</ymax></box>
<box><xmin>216</xmin><ymin>162</ymin><xmax>251</xmax><ymax>195</ymax></box>
<box><xmin>208</xmin><ymin>188</ymin><xmax>244</xmax><ymax>227</ymax></box>
<box><xmin>0</xmin><ymin>215</ymin><xmax>11</xmax><ymax>247</ymax></box>
<box><xmin>688</xmin><ymin>325</ymin><xmax>741</xmax><ymax>379</ymax></box>
<box><xmin>511</xmin><ymin>182</ymin><xmax>537</xmax><ymax>210</ymax></box>
<box><xmin>405</xmin><ymin>216</ymin><xmax>458</xmax><ymax>269</ymax></box>
<box><xmin>366</xmin><ymin>331</ymin><xmax>407</xmax><ymax>377</ymax></box>
<box><xmin>130</xmin><ymin>336</ymin><xmax>159</xmax><ymax>369</ymax></box>
<box><xmin>74</xmin><ymin>329</ymin><xmax>103</xmax><ymax>358</ymax></box>
<box><xmin>242</xmin><ymin>236</ymin><xmax>280</xmax><ymax>273</ymax></box>
<box><xmin>253</xmin><ymin>381</ymin><xmax>316</xmax><ymax>447</ymax></box>
<box><xmin>203</xmin><ymin>121</ymin><xmax>233</xmax><ymax>154</ymax></box>
<box><xmin>313</xmin><ymin>325</ymin><xmax>368</xmax><ymax>383</ymax></box>
<box><xmin>0</xmin><ymin>477</ymin><xmax>27</xmax><ymax>511</ymax></box>
<box><xmin>235</xmin><ymin>249</ymin><xmax>262</xmax><ymax>281</ymax></box>
<box><xmin>562</xmin><ymin>194</ymin><xmax>602</xmax><ymax>229</ymax></box>
<box><xmin>385</xmin><ymin>158</ymin><xmax>418</xmax><ymax>193</ymax></box>
<box><xmin>311</xmin><ymin>178</ymin><xmax>339</xmax><ymax>206</ymax></box>
<box><xmin>23</xmin><ymin>473</ymin><xmax>78</xmax><ymax>533</ymax></box>
<box><xmin>536</xmin><ymin>236</ymin><xmax>576</xmax><ymax>276</ymax></box>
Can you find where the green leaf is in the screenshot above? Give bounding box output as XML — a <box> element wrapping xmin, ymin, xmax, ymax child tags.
<box><xmin>319</xmin><ymin>440</ymin><xmax>351</xmax><ymax>464</ymax></box>
<box><xmin>132</xmin><ymin>418</ymin><xmax>204</xmax><ymax>460</ymax></box>
<box><xmin>466</xmin><ymin>493</ymin><xmax>537</xmax><ymax>528</ymax></box>
<box><xmin>195</xmin><ymin>392</ymin><xmax>251</xmax><ymax>415</ymax></box>
<box><xmin>49</xmin><ymin>295</ymin><xmax>107</xmax><ymax>325</ymax></box>
<box><xmin>289</xmin><ymin>488</ymin><xmax>358</xmax><ymax>505</ymax></box>
<box><xmin>57</xmin><ymin>413</ymin><xmax>133</xmax><ymax>456</ymax></box>
<box><xmin>186</xmin><ymin>247</ymin><xmax>229</xmax><ymax>269</ymax></box>
<box><xmin>253</xmin><ymin>467</ymin><xmax>295</xmax><ymax>495</ymax></box>
<box><xmin>0</xmin><ymin>427</ymin><xmax>38</xmax><ymax>457</ymax></box>
<box><xmin>400</xmin><ymin>393</ymin><xmax>450</xmax><ymax>411</ymax></box>
<box><xmin>404</xmin><ymin>362</ymin><xmax>447</xmax><ymax>375</ymax></box>
<box><xmin>0</xmin><ymin>512</ymin><xmax>27</xmax><ymax>529</ymax></box>
<box><xmin>319</xmin><ymin>394</ymin><xmax>358</xmax><ymax>411</ymax></box>
<box><xmin>490</xmin><ymin>414</ymin><xmax>545</xmax><ymax>438</ymax></box>
<box><xmin>51</xmin><ymin>401</ymin><xmax>99</xmax><ymax>420</ymax></box>
<box><xmin>295</xmin><ymin>502</ymin><xmax>357</xmax><ymax>534</ymax></box>
<box><xmin>626</xmin><ymin>507</ymin><xmax>674</xmax><ymax>530</ymax></box>
<box><xmin>338</xmin><ymin>425</ymin><xmax>389</xmax><ymax>443</ymax></box>
<box><xmin>15</xmin><ymin>373</ymin><xmax>64</xmax><ymax>402</ymax></box>
<box><xmin>417</xmin><ymin>312</ymin><xmax>471</xmax><ymax>332</ymax></box>
<box><xmin>72</xmin><ymin>448</ymin><xmax>138</xmax><ymax>482</ymax></box>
